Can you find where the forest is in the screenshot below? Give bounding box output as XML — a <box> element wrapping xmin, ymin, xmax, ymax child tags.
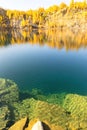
<box><xmin>0</xmin><ymin>0</ymin><xmax>87</xmax><ymax>30</ymax></box>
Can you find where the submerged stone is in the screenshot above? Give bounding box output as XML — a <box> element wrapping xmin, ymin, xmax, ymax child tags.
<box><xmin>0</xmin><ymin>78</ymin><xmax>19</xmax><ymax>103</ymax></box>
<box><xmin>12</xmin><ymin>93</ymin><xmax>87</xmax><ymax>130</ymax></box>
<box><xmin>0</xmin><ymin>105</ymin><xmax>10</xmax><ymax>130</ymax></box>
<box><xmin>63</xmin><ymin>94</ymin><xmax>87</xmax><ymax>129</ymax></box>
<box><xmin>13</xmin><ymin>98</ymin><xmax>68</xmax><ymax>129</ymax></box>
<box><xmin>0</xmin><ymin>78</ymin><xmax>19</xmax><ymax>129</ymax></box>
<box><xmin>0</xmin><ymin>79</ymin><xmax>87</xmax><ymax>130</ymax></box>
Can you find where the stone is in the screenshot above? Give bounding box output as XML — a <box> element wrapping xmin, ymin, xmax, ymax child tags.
<box><xmin>9</xmin><ymin>118</ymin><xmax>64</xmax><ymax>130</ymax></box>
<box><xmin>31</xmin><ymin>120</ymin><xmax>44</xmax><ymax>130</ymax></box>
<box><xmin>8</xmin><ymin>117</ymin><xmax>28</xmax><ymax>130</ymax></box>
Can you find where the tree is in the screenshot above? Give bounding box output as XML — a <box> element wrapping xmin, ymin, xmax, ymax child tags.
<box><xmin>59</xmin><ymin>2</ymin><xmax>67</xmax><ymax>9</ymax></box>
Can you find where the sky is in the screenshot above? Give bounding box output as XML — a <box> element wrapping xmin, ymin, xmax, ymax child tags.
<box><xmin>0</xmin><ymin>0</ymin><xmax>83</xmax><ymax>11</ymax></box>
<box><xmin>0</xmin><ymin>0</ymin><xmax>70</xmax><ymax>11</ymax></box>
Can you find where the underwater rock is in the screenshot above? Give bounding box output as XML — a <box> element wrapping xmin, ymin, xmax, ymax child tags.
<box><xmin>0</xmin><ymin>78</ymin><xmax>19</xmax><ymax>103</ymax></box>
<box><xmin>0</xmin><ymin>79</ymin><xmax>87</xmax><ymax>130</ymax></box>
<box><xmin>0</xmin><ymin>78</ymin><xmax>19</xmax><ymax>130</ymax></box>
<box><xmin>8</xmin><ymin>117</ymin><xmax>27</xmax><ymax>130</ymax></box>
<box><xmin>13</xmin><ymin>98</ymin><xmax>68</xmax><ymax>129</ymax></box>
<box><xmin>63</xmin><ymin>94</ymin><xmax>87</xmax><ymax>129</ymax></box>
<box><xmin>0</xmin><ymin>105</ymin><xmax>10</xmax><ymax>130</ymax></box>
<box><xmin>13</xmin><ymin>94</ymin><xmax>87</xmax><ymax>130</ymax></box>
<box><xmin>46</xmin><ymin>93</ymin><xmax>66</xmax><ymax>105</ymax></box>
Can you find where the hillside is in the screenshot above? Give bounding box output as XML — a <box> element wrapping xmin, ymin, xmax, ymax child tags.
<box><xmin>0</xmin><ymin>1</ymin><xmax>87</xmax><ymax>30</ymax></box>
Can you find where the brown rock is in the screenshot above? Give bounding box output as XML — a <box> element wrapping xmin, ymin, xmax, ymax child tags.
<box><xmin>9</xmin><ymin>118</ymin><xmax>64</xmax><ymax>130</ymax></box>
<box><xmin>8</xmin><ymin>117</ymin><xmax>28</xmax><ymax>130</ymax></box>
<box><xmin>25</xmin><ymin>118</ymin><xmax>64</xmax><ymax>130</ymax></box>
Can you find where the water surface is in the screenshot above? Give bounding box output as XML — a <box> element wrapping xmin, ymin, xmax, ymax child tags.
<box><xmin>0</xmin><ymin>30</ymin><xmax>87</xmax><ymax>95</ymax></box>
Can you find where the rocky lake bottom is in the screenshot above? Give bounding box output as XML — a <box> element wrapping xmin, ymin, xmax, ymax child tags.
<box><xmin>0</xmin><ymin>78</ymin><xmax>87</xmax><ymax>130</ymax></box>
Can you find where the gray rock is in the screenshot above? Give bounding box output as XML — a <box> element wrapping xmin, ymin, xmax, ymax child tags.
<box><xmin>32</xmin><ymin>121</ymin><xmax>44</xmax><ymax>130</ymax></box>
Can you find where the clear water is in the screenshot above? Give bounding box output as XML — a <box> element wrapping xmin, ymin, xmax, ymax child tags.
<box><xmin>0</xmin><ymin>30</ymin><xmax>87</xmax><ymax>95</ymax></box>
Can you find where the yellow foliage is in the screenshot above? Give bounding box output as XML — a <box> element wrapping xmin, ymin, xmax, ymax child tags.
<box><xmin>20</xmin><ymin>19</ymin><xmax>26</xmax><ymax>27</ymax></box>
<box><xmin>0</xmin><ymin>16</ymin><xmax>2</xmax><ymax>22</ymax></box>
<box><xmin>59</xmin><ymin>2</ymin><xmax>67</xmax><ymax>9</ymax></box>
<box><xmin>46</xmin><ymin>5</ymin><xmax>59</xmax><ymax>14</ymax></box>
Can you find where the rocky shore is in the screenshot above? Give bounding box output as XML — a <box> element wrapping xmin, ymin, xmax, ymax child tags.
<box><xmin>0</xmin><ymin>78</ymin><xmax>87</xmax><ymax>130</ymax></box>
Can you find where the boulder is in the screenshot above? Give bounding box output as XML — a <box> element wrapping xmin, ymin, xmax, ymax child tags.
<box><xmin>9</xmin><ymin>118</ymin><xmax>64</xmax><ymax>130</ymax></box>
<box><xmin>8</xmin><ymin>117</ymin><xmax>28</xmax><ymax>130</ymax></box>
<box><xmin>31</xmin><ymin>120</ymin><xmax>44</xmax><ymax>130</ymax></box>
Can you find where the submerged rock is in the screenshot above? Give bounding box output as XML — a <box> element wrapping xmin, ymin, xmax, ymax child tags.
<box><xmin>13</xmin><ymin>94</ymin><xmax>87</xmax><ymax>130</ymax></box>
<box><xmin>13</xmin><ymin>98</ymin><xmax>68</xmax><ymax>129</ymax></box>
<box><xmin>0</xmin><ymin>78</ymin><xmax>19</xmax><ymax>129</ymax></box>
<box><xmin>63</xmin><ymin>94</ymin><xmax>87</xmax><ymax>129</ymax></box>
<box><xmin>0</xmin><ymin>105</ymin><xmax>10</xmax><ymax>130</ymax></box>
<box><xmin>0</xmin><ymin>78</ymin><xmax>19</xmax><ymax>103</ymax></box>
<box><xmin>0</xmin><ymin>78</ymin><xmax>87</xmax><ymax>130</ymax></box>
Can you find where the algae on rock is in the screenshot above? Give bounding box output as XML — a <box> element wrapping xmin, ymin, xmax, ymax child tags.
<box><xmin>0</xmin><ymin>105</ymin><xmax>10</xmax><ymax>130</ymax></box>
<box><xmin>0</xmin><ymin>78</ymin><xmax>19</xmax><ymax>103</ymax></box>
<box><xmin>63</xmin><ymin>94</ymin><xmax>87</xmax><ymax>129</ymax></box>
<box><xmin>0</xmin><ymin>78</ymin><xmax>87</xmax><ymax>130</ymax></box>
<box><xmin>0</xmin><ymin>78</ymin><xmax>19</xmax><ymax>129</ymax></box>
<box><xmin>13</xmin><ymin>98</ymin><xmax>70</xmax><ymax>129</ymax></box>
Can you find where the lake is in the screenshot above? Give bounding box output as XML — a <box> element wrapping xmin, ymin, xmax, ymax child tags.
<box><xmin>0</xmin><ymin>29</ymin><xmax>87</xmax><ymax>95</ymax></box>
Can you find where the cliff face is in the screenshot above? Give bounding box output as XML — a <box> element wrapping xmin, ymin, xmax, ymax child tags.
<box><xmin>0</xmin><ymin>5</ymin><xmax>87</xmax><ymax>30</ymax></box>
<box><xmin>0</xmin><ymin>4</ymin><xmax>87</xmax><ymax>31</ymax></box>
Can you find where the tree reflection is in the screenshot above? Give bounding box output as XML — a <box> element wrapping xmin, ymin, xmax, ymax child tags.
<box><xmin>0</xmin><ymin>29</ymin><xmax>87</xmax><ymax>50</ymax></box>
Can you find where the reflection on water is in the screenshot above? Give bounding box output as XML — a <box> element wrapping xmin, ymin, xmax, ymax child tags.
<box><xmin>0</xmin><ymin>29</ymin><xmax>87</xmax><ymax>50</ymax></box>
<box><xmin>0</xmin><ymin>29</ymin><xmax>87</xmax><ymax>95</ymax></box>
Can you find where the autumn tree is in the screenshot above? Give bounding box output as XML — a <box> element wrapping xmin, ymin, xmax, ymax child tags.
<box><xmin>46</xmin><ymin>5</ymin><xmax>59</xmax><ymax>15</ymax></box>
<box><xmin>59</xmin><ymin>2</ymin><xmax>67</xmax><ymax>9</ymax></box>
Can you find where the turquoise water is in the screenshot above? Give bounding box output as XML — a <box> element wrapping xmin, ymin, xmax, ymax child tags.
<box><xmin>0</xmin><ymin>43</ymin><xmax>87</xmax><ymax>95</ymax></box>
